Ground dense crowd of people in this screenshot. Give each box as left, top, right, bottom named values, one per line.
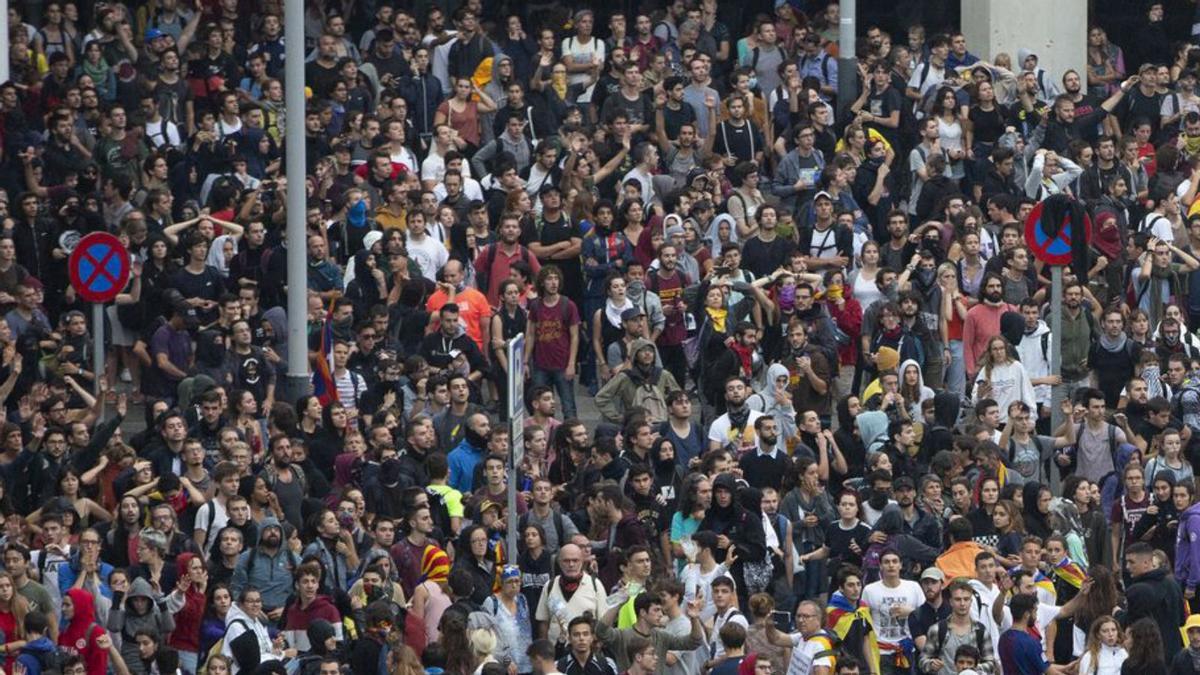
left=6, top=0, right=1200, bottom=674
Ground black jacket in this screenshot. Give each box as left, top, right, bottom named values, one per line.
left=1121, top=567, right=1188, bottom=655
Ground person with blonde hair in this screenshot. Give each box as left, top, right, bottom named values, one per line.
left=468, top=626, right=499, bottom=674
left=1076, top=615, right=1126, bottom=675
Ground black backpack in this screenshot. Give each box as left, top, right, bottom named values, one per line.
left=933, top=618, right=987, bottom=659
left=476, top=243, right=531, bottom=297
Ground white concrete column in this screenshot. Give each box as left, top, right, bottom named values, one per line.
left=961, top=0, right=1086, bottom=92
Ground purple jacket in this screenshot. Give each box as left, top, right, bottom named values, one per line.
left=1174, top=502, right=1200, bottom=590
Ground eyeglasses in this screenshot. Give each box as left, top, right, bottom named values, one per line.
left=80, top=538, right=101, bottom=545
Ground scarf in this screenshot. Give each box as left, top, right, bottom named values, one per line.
left=729, top=340, right=754, bottom=378
left=1093, top=214, right=1123, bottom=260
left=551, top=72, right=568, bottom=100
left=706, top=306, right=728, bottom=333
left=604, top=298, right=633, bottom=327
left=1189, top=647, right=1200, bottom=672
left=1098, top=330, right=1128, bottom=353
left=1148, top=264, right=1176, bottom=326
left=727, top=402, right=751, bottom=432
left=559, top=574, right=582, bottom=600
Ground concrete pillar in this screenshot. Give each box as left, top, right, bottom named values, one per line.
left=961, top=0, right=1086, bottom=93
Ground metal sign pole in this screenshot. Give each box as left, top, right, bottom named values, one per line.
left=1048, top=266, right=1064, bottom=491
left=92, top=303, right=104, bottom=395
left=506, top=334, right=526, bottom=563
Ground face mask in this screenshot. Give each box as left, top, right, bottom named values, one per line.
left=348, top=199, right=368, bottom=227
left=778, top=284, right=796, bottom=311
left=915, top=268, right=935, bottom=286
left=868, top=490, right=889, bottom=510
left=465, top=427, right=488, bottom=448
left=627, top=280, right=645, bottom=296
left=747, top=76, right=758, bottom=90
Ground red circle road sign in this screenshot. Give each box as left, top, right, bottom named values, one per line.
left=68, top=232, right=131, bottom=303
left=1024, top=200, right=1091, bottom=266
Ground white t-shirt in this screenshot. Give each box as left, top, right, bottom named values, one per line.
left=862, top=579, right=925, bottom=653
left=707, top=410, right=764, bottom=454
left=786, top=632, right=835, bottom=675
left=560, top=35, right=605, bottom=87
left=1140, top=210, right=1177, bottom=243
left=405, top=234, right=449, bottom=281
left=194, top=499, right=230, bottom=556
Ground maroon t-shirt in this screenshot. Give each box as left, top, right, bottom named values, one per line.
left=651, top=271, right=687, bottom=346
left=530, top=296, right=580, bottom=369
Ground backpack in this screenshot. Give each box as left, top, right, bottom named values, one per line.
left=1007, top=434, right=1046, bottom=469
left=518, top=509, right=565, bottom=549
left=32, top=644, right=69, bottom=675
left=933, top=618, right=987, bottom=659
left=630, top=380, right=670, bottom=424
left=199, top=619, right=249, bottom=675
left=477, top=243, right=531, bottom=298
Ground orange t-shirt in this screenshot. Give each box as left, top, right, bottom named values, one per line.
left=426, top=286, right=490, bottom=352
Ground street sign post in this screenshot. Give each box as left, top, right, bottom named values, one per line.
left=1024, top=198, right=1092, bottom=463
left=505, top=333, right=526, bottom=561
left=68, top=232, right=131, bottom=395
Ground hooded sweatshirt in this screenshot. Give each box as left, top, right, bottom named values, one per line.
left=231, top=517, right=300, bottom=609
left=59, top=588, right=109, bottom=675
left=15, top=636, right=56, bottom=675
left=165, top=553, right=206, bottom=653
left=1176, top=501, right=1200, bottom=593
left=223, top=602, right=278, bottom=675
left=746, top=362, right=799, bottom=441
left=1016, top=319, right=1052, bottom=403
left=284, top=593, right=343, bottom=651
left=109, top=577, right=176, bottom=675
left=897, top=358, right=934, bottom=420
left=594, top=339, right=680, bottom=425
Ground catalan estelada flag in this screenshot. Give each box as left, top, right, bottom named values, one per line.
left=1052, top=557, right=1086, bottom=589
left=826, top=591, right=879, bottom=674
left=311, top=299, right=338, bottom=405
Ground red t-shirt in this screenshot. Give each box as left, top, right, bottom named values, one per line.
left=529, top=296, right=579, bottom=370
left=651, top=271, right=687, bottom=346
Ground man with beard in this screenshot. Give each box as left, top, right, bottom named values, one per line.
left=708, top=377, right=765, bottom=455
left=737, top=416, right=789, bottom=491
left=899, top=289, right=943, bottom=387
left=419, top=304, right=488, bottom=385
left=596, top=339, right=680, bottom=425
left=390, top=504, right=436, bottom=597
left=648, top=244, right=690, bottom=391
left=963, top=274, right=1015, bottom=381
left=780, top=320, right=832, bottom=419
left=474, top=213, right=541, bottom=305
left=1089, top=309, right=1142, bottom=408
left=525, top=184, right=582, bottom=298
left=703, top=322, right=764, bottom=412
left=231, top=516, right=300, bottom=617
left=227, top=319, right=274, bottom=407
left=1041, top=75, right=1136, bottom=154
left=447, top=413, right=490, bottom=493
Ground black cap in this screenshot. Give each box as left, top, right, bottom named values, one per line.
left=894, top=476, right=916, bottom=491
left=538, top=183, right=561, bottom=197
left=621, top=307, right=646, bottom=321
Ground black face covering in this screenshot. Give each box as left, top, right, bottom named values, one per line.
left=465, top=426, right=488, bottom=449
left=868, top=490, right=889, bottom=510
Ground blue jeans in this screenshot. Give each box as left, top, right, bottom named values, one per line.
left=946, top=340, right=966, bottom=398
left=532, top=367, right=577, bottom=419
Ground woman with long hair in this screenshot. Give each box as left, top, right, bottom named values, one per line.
left=745, top=593, right=791, bottom=674
left=668, top=474, right=711, bottom=575
left=0, top=572, right=28, bottom=667
left=433, top=77, right=496, bottom=153
left=618, top=199, right=650, bottom=267
left=592, top=274, right=634, bottom=385
left=1078, top=615, right=1127, bottom=675
left=229, top=390, right=265, bottom=458
left=308, top=402, right=350, bottom=480
left=955, top=230, right=987, bottom=297
left=973, top=335, right=1036, bottom=424
left=931, top=86, right=967, bottom=182
left=453, top=525, right=499, bottom=606
left=849, top=241, right=885, bottom=313
left=1087, top=26, right=1126, bottom=98
left=516, top=525, right=551, bottom=614
left=968, top=476, right=1002, bottom=549
left=940, top=261, right=973, bottom=397
left=490, top=279, right=528, bottom=415
left=1121, top=618, right=1166, bottom=674
left=780, top=457, right=836, bottom=599
left=198, top=583, right=233, bottom=659
left=992, top=499, right=1025, bottom=568
left=963, top=80, right=1007, bottom=196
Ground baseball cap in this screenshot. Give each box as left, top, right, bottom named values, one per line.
left=894, top=476, right=916, bottom=491
left=920, top=567, right=945, bottom=583
left=1187, top=615, right=1200, bottom=632
left=145, top=28, right=166, bottom=41
left=538, top=182, right=561, bottom=197
left=621, top=307, right=646, bottom=322
left=814, top=190, right=834, bottom=202
left=480, top=499, right=503, bottom=513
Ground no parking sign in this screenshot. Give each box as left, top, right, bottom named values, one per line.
left=1024, top=200, right=1091, bottom=266
left=68, top=232, right=131, bottom=303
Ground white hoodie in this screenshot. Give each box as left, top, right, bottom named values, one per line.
left=1016, top=320, right=1052, bottom=404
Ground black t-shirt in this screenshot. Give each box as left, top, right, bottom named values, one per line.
left=170, top=265, right=224, bottom=323
left=823, top=519, right=871, bottom=569
left=661, top=103, right=698, bottom=141
left=600, top=89, right=655, bottom=130
left=1118, top=89, right=1166, bottom=137
left=712, top=120, right=765, bottom=163
left=230, top=346, right=272, bottom=401
left=867, top=86, right=904, bottom=143
left=522, top=214, right=583, bottom=298
left=968, top=104, right=1008, bottom=145
left=741, top=235, right=796, bottom=279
